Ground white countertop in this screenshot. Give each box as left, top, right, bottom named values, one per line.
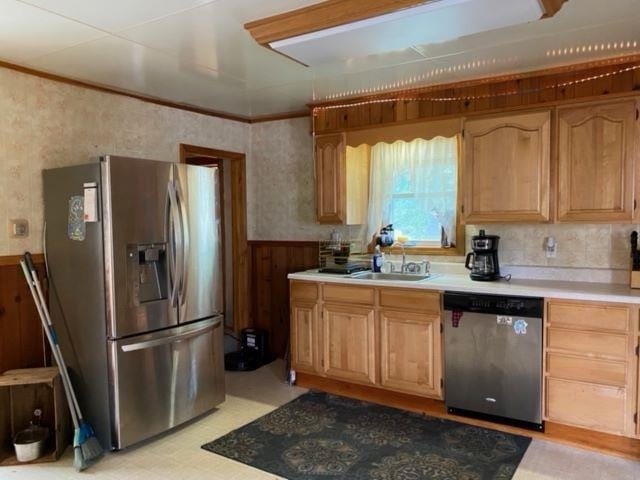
left=288, top=270, right=640, bottom=304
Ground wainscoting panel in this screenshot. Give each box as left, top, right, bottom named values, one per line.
left=0, top=257, right=46, bottom=374
left=249, top=241, right=319, bottom=359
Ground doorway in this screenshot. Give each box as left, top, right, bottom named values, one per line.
left=179, top=144, right=249, bottom=338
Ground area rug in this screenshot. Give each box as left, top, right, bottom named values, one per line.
left=202, top=391, right=531, bottom=480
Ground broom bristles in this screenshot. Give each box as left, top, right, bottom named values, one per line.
left=80, top=435, right=104, bottom=462
left=73, top=445, right=87, bottom=471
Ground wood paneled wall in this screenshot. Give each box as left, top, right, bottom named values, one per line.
left=312, top=57, right=640, bottom=133
left=0, top=259, right=46, bottom=374
left=249, top=241, right=319, bottom=358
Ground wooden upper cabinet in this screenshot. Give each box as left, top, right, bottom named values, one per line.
left=315, top=133, right=346, bottom=224
left=314, top=133, right=369, bottom=225
left=463, top=111, right=551, bottom=223
left=556, top=100, right=637, bottom=222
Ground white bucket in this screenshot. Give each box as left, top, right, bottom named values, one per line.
left=13, top=427, right=48, bottom=462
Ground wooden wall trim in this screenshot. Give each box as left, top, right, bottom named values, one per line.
left=250, top=110, right=310, bottom=123
left=180, top=144, right=250, bottom=334
left=0, top=61, right=251, bottom=124
left=312, top=55, right=640, bottom=133
left=0, top=61, right=311, bottom=124
left=296, top=372, right=640, bottom=461
left=0, top=254, right=45, bottom=267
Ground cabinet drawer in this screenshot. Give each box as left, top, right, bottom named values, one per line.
left=379, top=289, right=441, bottom=314
left=547, top=328, right=628, bottom=359
left=546, top=377, right=626, bottom=434
left=291, top=282, right=319, bottom=302
left=546, top=353, right=627, bottom=386
left=323, top=284, right=374, bottom=305
left=547, top=302, right=630, bottom=333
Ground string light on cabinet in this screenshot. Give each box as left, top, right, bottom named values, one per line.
left=311, top=63, right=640, bottom=113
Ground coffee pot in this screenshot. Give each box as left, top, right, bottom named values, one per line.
left=465, top=230, right=500, bottom=281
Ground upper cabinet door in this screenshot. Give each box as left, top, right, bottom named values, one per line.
left=463, top=111, right=551, bottom=223
left=315, top=133, right=346, bottom=224
left=557, top=101, right=637, bottom=222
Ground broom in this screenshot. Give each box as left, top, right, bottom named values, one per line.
left=21, top=252, right=104, bottom=470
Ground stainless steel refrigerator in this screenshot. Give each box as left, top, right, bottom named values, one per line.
left=43, top=155, right=225, bottom=450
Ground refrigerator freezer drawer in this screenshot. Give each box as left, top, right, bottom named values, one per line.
left=109, top=316, right=225, bottom=449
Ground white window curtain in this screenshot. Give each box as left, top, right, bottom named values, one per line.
left=366, top=136, right=459, bottom=247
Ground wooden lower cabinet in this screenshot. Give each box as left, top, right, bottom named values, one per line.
left=290, top=301, right=321, bottom=374
left=322, top=303, right=376, bottom=385
left=380, top=310, right=442, bottom=398
left=544, top=299, right=638, bottom=438
left=546, top=377, right=627, bottom=434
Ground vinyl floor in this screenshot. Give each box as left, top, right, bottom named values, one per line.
left=1, top=360, right=638, bottom=480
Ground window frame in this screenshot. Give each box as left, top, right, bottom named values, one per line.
left=368, top=135, right=465, bottom=257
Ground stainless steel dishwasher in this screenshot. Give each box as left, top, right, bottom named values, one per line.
left=443, top=291, right=544, bottom=431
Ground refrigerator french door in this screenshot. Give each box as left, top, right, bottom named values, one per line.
left=44, top=155, right=225, bottom=450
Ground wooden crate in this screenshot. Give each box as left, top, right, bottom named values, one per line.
left=0, top=367, right=70, bottom=465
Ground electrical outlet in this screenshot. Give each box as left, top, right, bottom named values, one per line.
left=8, top=219, right=29, bottom=238
left=545, top=236, right=557, bottom=258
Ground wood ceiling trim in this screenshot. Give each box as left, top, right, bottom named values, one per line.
left=250, top=109, right=310, bottom=123
left=539, top=0, right=570, bottom=18
left=0, top=60, right=313, bottom=123
left=0, top=60, right=254, bottom=124
left=245, top=0, right=569, bottom=46
left=244, top=0, right=429, bottom=45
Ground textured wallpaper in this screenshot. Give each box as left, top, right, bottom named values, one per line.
left=252, top=118, right=635, bottom=272
left=0, top=66, right=635, bottom=274
left=250, top=118, right=364, bottom=244
left=0, top=67, right=250, bottom=256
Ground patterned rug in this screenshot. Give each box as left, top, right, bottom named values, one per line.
left=202, top=391, right=531, bottom=480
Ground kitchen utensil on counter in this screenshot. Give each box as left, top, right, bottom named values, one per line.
left=630, top=231, right=640, bottom=288
left=465, top=230, right=501, bottom=281
left=377, top=224, right=395, bottom=247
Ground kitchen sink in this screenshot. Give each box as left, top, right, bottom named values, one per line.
left=350, top=272, right=432, bottom=281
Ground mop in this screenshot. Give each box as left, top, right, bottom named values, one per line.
left=21, top=252, right=103, bottom=470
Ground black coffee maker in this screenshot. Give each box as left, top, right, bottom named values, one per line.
left=465, top=230, right=500, bottom=281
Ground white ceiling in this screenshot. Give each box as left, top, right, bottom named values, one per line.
left=0, top=0, right=639, bottom=118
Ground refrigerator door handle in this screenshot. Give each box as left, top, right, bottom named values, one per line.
left=175, top=181, right=189, bottom=306
left=165, top=182, right=175, bottom=304
left=120, top=316, right=222, bottom=352
left=167, top=180, right=182, bottom=307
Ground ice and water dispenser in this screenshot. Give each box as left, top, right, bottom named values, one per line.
left=127, top=244, right=168, bottom=305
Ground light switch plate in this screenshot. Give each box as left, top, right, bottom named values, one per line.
left=9, top=219, right=29, bottom=238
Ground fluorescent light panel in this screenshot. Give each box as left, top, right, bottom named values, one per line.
left=269, top=0, right=544, bottom=66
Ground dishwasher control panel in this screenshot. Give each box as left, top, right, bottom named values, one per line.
left=444, top=292, right=543, bottom=317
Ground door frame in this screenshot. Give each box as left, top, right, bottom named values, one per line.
left=179, top=144, right=249, bottom=333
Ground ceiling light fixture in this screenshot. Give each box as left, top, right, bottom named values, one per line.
left=246, top=0, right=567, bottom=66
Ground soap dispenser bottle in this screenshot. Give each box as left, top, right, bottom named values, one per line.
left=372, top=245, right=383, bottom=272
